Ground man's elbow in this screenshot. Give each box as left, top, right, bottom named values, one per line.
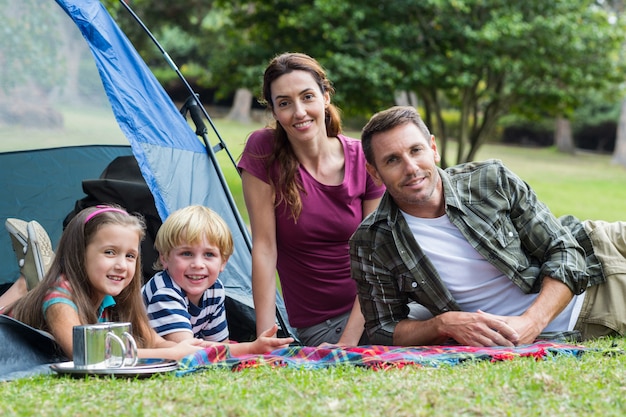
left=366, top=325, right=396, bottom=346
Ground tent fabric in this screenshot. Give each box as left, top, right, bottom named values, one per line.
left=0, top=145, right=134, bottom=285
left=62, top=155, right=162, bottom=281
left=0, top=0, right=297, bottom=381
left=0, top=315, right=67, bottom=382
left=54, top=0, right=295, bottom=341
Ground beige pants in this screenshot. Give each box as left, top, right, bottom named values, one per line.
left=574, top=220, right=626, bottom=339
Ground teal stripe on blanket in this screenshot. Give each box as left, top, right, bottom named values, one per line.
left=176, top=342, right=588, bottom=375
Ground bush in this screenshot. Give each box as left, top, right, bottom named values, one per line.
left=573, top=121, right=616, bottom=153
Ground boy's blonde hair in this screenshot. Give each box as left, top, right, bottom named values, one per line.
left=154, top=205, right=234, bottom=270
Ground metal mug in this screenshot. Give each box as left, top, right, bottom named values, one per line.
left=72, top=322, right=138, bottom=369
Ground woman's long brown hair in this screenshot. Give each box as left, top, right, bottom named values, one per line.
left=260, top=52, right=342, bottom=221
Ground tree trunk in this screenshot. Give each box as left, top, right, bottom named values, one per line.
left=226, top=88, right=252, bottom=123
left=394, top=90, right=418, bottom=107
left=555, top=117, right=575, bottom=154
left=612, top=98, right=626, bottom=167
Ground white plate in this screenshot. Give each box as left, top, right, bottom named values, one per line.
left=50, top=358, right=178, bottom=378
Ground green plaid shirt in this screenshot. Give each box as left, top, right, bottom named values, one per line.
left=350, top=159, right=604, bottom=345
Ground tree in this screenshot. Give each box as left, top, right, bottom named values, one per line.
left=614, top=102, right=626, bottom=165
left=103, top=0, right=220, bottom=100
left=226, top=88, right=253, bottom=123
left=213, top=0, right=401, bottom=118
left=597, top=0, right=626, bottom=167
left=374, top=1, right=626, bottom=166
left=555, top=118, right=575, bottom=154
left=213, top=1, right=626, bottom=165
left=0, top=0, right=66, bottom=127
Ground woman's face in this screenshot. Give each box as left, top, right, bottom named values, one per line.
left=84, top=224, right=139, bottom=304
left=270, top=70, right=330, bottom=144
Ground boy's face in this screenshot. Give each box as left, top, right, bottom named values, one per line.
left=160, top=236, right=227, bottom=306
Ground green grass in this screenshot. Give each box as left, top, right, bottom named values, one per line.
left=1, top=338, right=624, bottom=416
left=2, top=109, right=626, bottom=416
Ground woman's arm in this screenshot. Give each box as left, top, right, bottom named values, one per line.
left=241, top=170, right=279, bottom=337
left=362, top=198, right=381, bottom=218
left=335, top=295, right=366, bottom=346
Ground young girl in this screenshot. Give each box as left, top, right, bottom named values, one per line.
left=1, top=205, right=208, bottom=360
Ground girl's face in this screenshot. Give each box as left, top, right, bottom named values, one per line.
left=160, top=236, right=227, bottom=306
left=270, top=70, right=330, bottom=144
left=85, top=224, right=140, bottom=304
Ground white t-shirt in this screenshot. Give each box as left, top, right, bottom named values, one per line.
left=401, top=211, right=582, bottom=331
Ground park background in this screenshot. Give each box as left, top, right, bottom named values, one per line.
left=0, top=1, right=625, bottom=416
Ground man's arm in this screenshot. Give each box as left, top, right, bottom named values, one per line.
left=479, top=276, right=574, bottom=344
left=390, top=277, right=573, bottom=347
left=393, top=312, right=520, bottom=347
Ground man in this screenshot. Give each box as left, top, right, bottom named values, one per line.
left=350, top=106, right=625, bottom=347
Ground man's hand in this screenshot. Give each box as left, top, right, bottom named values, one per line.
left=476, top=310, right=543, bottom=345
left=437, top=311, right=520, bottom=347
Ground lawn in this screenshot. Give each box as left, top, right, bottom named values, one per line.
left=1, top=110, right=625, bottom=416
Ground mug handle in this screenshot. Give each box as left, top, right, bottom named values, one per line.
left=123, top=331, right=138, bottom=367
left=105, top=332, right=127, bottom=368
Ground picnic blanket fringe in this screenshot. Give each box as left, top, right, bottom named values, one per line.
left=176, top=341, right=588, bottom=376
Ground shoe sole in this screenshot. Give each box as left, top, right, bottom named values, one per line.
left=27, top=221, right=54, bottom=285
left=5, top=218, right=28, bottom=268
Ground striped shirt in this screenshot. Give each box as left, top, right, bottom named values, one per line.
left=350, top=159, right=604, bottom=345
left=142, top=270, right=229, bottom=342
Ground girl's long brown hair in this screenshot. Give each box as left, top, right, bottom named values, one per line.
left=10, top=205, right=156, bottom=348
left=260, top=52, right=342, bottom=221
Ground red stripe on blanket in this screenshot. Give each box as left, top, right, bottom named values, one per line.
left=176, top=342, right=587, bottom=374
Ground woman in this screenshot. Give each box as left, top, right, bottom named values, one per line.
left=237, top=53, right=384, bottom=346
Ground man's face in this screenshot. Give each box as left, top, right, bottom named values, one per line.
left=366, top=122, right=444, bottom=218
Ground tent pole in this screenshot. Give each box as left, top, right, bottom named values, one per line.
left=117, top=0, right=238, bottom=171
left=117, top=0, right=297, bottom=343
left=117, top=0, right=250, bottom=250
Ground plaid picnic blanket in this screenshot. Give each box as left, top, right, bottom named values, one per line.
left=176, top=341, right=587, bottom=375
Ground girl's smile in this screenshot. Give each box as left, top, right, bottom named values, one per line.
left=85, top=224, right=139, bottom=304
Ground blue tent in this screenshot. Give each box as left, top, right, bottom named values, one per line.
left=55, top=0, right=295, bottom=340
left=0, top=0, right=295, bottom=380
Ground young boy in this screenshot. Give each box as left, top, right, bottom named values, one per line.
left=142, top=205, right=293, bottom=354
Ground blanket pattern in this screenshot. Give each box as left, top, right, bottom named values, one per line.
left=176, top=342, right=587, bottom=375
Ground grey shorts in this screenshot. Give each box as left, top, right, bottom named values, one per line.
left=295, top=311, right=369, bottom=346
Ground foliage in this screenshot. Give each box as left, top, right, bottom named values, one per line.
left=0, top=0, right=65, bottom=95
left=211, top=0, right=401, bottom=115
left=102, top=1, right=626, bottom=167
left=208, top=0, right=626, bottom=166
left=102, top=0, right=217, bottom=87
left=374, top=0, right=626, bottom=166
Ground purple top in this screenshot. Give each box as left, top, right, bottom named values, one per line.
left=238, top=128, right=385, bottom=327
